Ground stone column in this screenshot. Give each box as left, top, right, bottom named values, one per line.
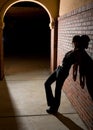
left=49, top=19, right=58, bottom=72
left=0, top=18, right=4, bottom=80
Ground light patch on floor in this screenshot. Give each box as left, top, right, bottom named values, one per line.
left=0, top=56, right=88, bottom=130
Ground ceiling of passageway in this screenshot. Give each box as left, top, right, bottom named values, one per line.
left=5, top=2, right=48, bottom=19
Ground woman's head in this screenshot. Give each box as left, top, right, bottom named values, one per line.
left=80, top=35, right=90, bottom=49
left=72, top=35, right=90, bottom=49
left=72, top=35, right=81, bottom=49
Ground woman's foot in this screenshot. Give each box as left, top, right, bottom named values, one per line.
left=46, top=107, right=58, bottom=114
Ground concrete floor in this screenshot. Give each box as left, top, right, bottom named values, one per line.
left=0, top=55, right=88, bottom=130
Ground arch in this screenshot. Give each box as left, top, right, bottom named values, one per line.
left=0, top=0, right=57, bottom=79
left=2, top=0, right=54, bottom=28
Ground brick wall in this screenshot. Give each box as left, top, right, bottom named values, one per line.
left=58, top=2, right=93, bottom=129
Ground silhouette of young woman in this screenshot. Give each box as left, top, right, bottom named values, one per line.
left=44, top=35, right=84, bottom=114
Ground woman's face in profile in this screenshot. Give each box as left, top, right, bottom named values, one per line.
left=85, top=41, right=90, bottom=49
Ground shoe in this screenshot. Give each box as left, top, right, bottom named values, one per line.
left=46, top=107, right=58, bottom=114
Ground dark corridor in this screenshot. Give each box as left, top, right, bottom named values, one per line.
left=3, top=2, right=50, bottom=58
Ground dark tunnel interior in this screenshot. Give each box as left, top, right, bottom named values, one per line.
left=3, top=2, right=50, bottom=58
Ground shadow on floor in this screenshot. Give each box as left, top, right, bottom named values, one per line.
left=54, top=112, right=84, bottom=130
left=0, top=78, right=19, bottom=130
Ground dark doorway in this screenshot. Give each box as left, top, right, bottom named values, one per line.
left=3, top=2, right=50, bottom=58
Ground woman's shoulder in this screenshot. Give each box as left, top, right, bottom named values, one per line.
left=64, top=49, right=84, bottom=58
left=64, top=50, right=75, bottom=58
left=65, top=50, right=74, bottom=55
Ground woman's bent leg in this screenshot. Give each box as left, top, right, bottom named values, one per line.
left=44, top=70, right=56, bottom=106
left=54, top=72, right=68, bottom=111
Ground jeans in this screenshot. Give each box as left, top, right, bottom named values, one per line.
left=44, top=66, right=68, bottom=110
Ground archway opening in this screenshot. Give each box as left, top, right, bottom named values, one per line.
left=3, top=1, right=51, bottom=75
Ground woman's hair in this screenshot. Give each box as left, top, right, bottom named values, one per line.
left=72, top=35, right=81, bottom=43
left=72, top=35, right=90, bottom=49
left=81, top=35, right=90, bottom=42
left=72, top=35, right=81, bottom=48
left=80, top=35, right=90, bottom=49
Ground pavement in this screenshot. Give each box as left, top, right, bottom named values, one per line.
left=0, top=55, right=88, bottom=130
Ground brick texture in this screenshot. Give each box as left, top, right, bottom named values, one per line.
left=58, top=2, right=93, bottom=129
